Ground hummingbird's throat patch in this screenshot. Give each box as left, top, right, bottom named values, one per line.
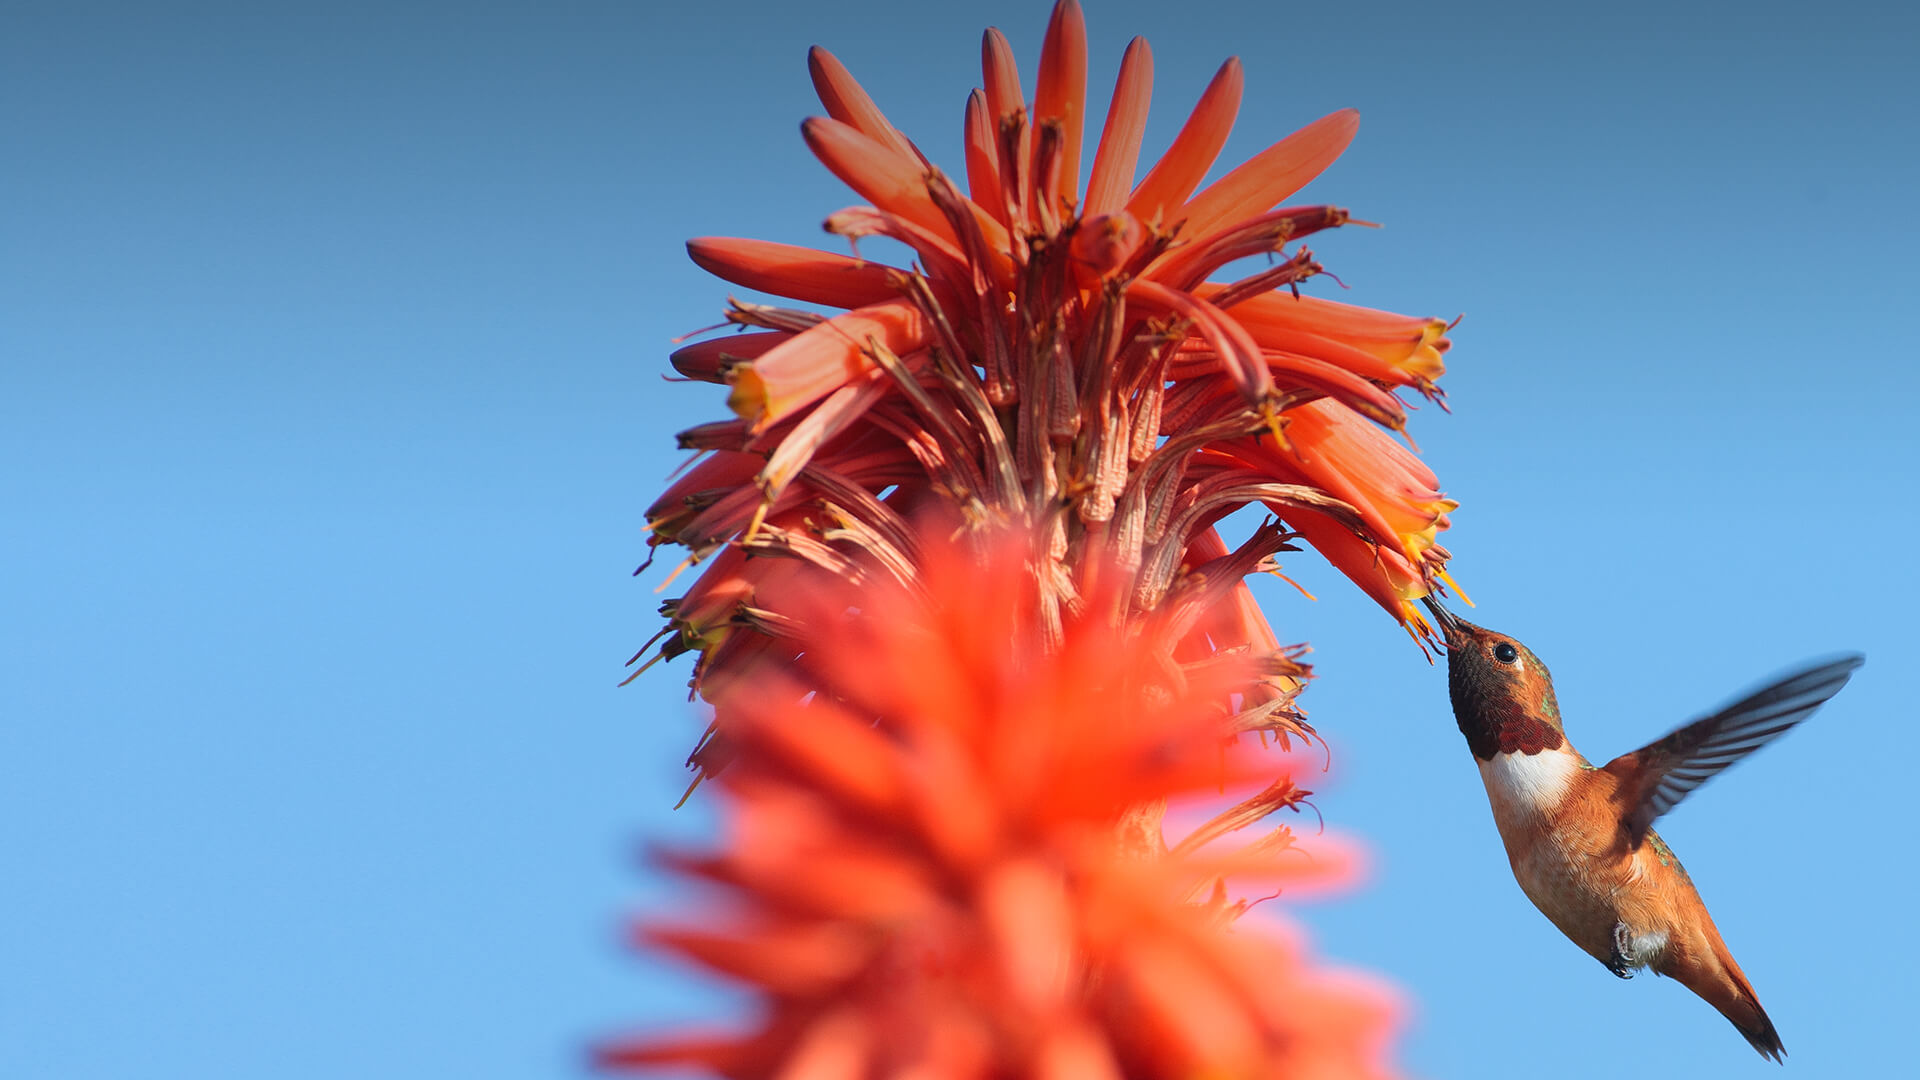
left=1463, top=707, right=1565, bottom=759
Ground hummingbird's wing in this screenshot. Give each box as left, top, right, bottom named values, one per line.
left=1604, top=654, right=1863, bottom=847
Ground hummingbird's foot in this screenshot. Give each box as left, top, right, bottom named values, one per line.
left=1606, top=922, right=1637, bottom=980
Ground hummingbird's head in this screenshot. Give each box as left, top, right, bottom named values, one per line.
left=1420, top=596, right=1566, bottom=759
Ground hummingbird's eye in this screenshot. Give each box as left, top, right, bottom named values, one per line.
left=1492, top=642, right=1519, bottom=665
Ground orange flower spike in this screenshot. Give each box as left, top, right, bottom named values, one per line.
left=806, top=46, right=924, bottom=167
left=1124, top=57, right=1242, bottom=228
left=1175, top=108, right=1361, bottom=242
left=686, top=237, right=902, bottom=311
left=1031, top=0, right=1089, bottom=213
left=1083, top=36, right=1153, bottom=217
left=726, top=298, right=931, bottom=428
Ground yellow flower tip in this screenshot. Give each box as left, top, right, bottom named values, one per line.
left=1398, top=343, right=1448, bottom=385
left=1378, top=317, right=1453, bottom=386
left=1436, top=566, right=1473, bottom=607
left=724, top=366, right=770, bottom=427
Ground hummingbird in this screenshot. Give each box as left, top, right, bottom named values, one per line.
left=1422, top=597, right=1861, bottom=1062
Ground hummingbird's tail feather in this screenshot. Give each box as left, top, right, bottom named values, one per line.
left=1678, top=938, right=1785, bottom=1063
left=1722, top=986, right=1786, bottom=1064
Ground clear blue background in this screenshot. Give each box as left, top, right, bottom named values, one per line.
left=5, top=2, right=1914, bottom=1077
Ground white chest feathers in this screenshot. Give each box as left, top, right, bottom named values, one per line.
left=1476, top=749, right=1578, bottom=820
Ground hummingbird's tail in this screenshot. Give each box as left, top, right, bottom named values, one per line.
left=1677, top=936, right=1785, bottom=1063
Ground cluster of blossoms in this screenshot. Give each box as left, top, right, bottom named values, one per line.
left=602, top=532, right=1402, bottom=1077
left=618, top=1, right=1464, bottom=1075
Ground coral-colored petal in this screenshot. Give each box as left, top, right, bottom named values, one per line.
left=802, top=117, right=956, bottom=248
left=1032, top=0, right=1088, bottom=212
left=670, top=331, right=790, bottom=384
left=808, top=46, right=923, bottom=166
left=1214, top=287, right=1453, bottom=388
left=1125, top=58, right=1242, bottom=228
left=1284, top=510, right=1428, bottom=621
left=1035, top=1024, right=1125, bottom=1080
left=980, top=857, right=1076, bottom=1015
left=727, top=685, right=910, bottom=817
left=962, top=89, right=1003, bottom=222
left=777, top=1008, right=873, bottom=1080
left=1177, top=108, right=1360, bottom=241
left=646, top=450, right=763, bottom=534
left=643, top=919, right=870, bottom=996
left=1083, top=36, right=1153, bottom=216
left=756, top=369, right=894, bottom=501
left=980, top=27, right=1030, bottom=226
left=1110, top=933, right=1265, bottom=1072
left=688, top=237, right=903, bottom=311
left=595, top=1028, right=762, bottom=1073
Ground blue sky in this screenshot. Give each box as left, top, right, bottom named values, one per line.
left=4, top=2, right=1915, bottom=1077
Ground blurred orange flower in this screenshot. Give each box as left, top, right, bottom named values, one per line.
left=602, top=531, right=1402, bottom=1079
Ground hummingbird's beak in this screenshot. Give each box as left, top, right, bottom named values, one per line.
left=1420, top=594, right=1463, bottom=648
